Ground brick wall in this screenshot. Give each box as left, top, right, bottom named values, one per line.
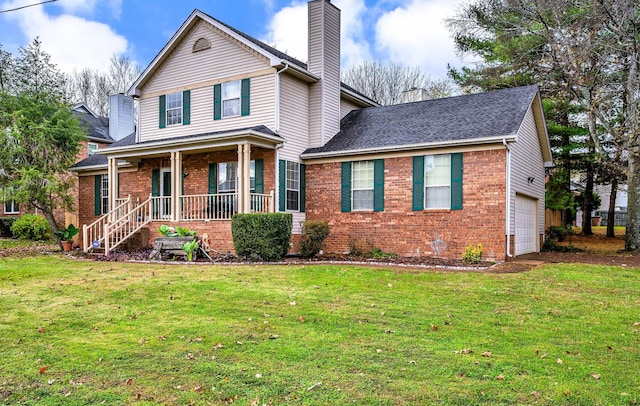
left=305, top=150, right=508, bottom=261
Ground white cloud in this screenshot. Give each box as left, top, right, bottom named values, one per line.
left=375, top=0, right=464, bottom=79
left=262, top=0, right=371, bottom=68
left=2, top=0, right=128, bottom=73
left=262, top=1, right=307, bottom=62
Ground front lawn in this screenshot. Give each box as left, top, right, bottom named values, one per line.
left=1, top=257, right=638, bottom=405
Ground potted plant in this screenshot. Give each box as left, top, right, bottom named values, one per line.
left=55, top=224, right=79, bottom=251
left=153, top=225, right=197, bottom=259
left=182, top=240, right=200, bottom=262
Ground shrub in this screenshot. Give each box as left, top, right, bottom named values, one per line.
left=10, top=214, right=51, bottom=240
left=347, top=238, right=396, bottom=259
left=462, top=243, right=483, bottom=264
left=0, top=218, right=17, bottom=238
left=547, top=225, right=569, bottom=242
left=299, top=221, right=330, bottom=258
left=232, top=213, right=292, bottom=261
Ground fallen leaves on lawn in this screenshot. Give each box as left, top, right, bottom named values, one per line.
left=496, top=374, right=504, bottom=380
left=38, top=327, right=45, bottom=333
left=213, top=342, right=224, bottom=349
left=531, top=391, right=541, bottom=399
left=592, top=373, right=601, bottom=380
left=125, top=378, right=134, bottom=385
left=557, top=358, right=563, bottom=365
left=481, top=351, right=492, bottom=357
left=38, top=365, right=48, bottom=374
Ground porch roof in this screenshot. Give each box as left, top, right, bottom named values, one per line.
left=71, top=125, right=283, bottom=171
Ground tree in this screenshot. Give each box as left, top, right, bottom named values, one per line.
left=0, top=92, right=85, bottom=234
left=13, top=38, right=67, bottom=98
left=448, top=0, right=637, bottom=247
left=0, top=44, right=14, bottom=93
left=342, top=61, right=455, bottom=106
left=67, top=55, right=140, bottom=117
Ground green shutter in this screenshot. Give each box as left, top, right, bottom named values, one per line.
left=159, top=95, right=166, bottom=128
left=182, top=90, right=190, bottom=125
left=254, top=158, right=264, bottom=194
left=94, top=175, right=101, bottom=215
left=341, top=161, right=351, bottom=213
left=412, top=156, right=424, bottom=211
left=278, top=160, right=286, bottom=211
left=208, top=163, right=217, bottom=194
left=241, top=78, right=250, bottom=116
left=151, top=169, right=160, bottom=196
left=373, top=159, right=384, bottom=212
left=152, top=169, right=160, bottom=217
left=300, top=163, right=306, bottom=213
left=451, top=152, right=463, bottom=210
left=213, top=84, right=222, bottom=120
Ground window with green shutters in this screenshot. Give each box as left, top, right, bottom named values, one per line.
left=94, top=174, right=108, bottom=215
left=214, top=78, right=250, bottom=120
left=159, top=90, right=190, bottom=128
left=412, top=153, right=463, bottom=211
left=341, top=159, right=384, bottom=212
left=278, top=160, right=305, bottom=212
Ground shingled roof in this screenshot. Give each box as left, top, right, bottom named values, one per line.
left=75, top=111, right=113, bottom=143
left=302, top=85, right=540, bottom=157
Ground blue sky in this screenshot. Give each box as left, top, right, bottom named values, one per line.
left=0, top=0, right=473, bottom=80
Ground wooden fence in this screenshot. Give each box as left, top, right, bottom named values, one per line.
left=545, top=209, right=562, bottom=229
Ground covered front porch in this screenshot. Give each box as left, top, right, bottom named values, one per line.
left=82, top=127, right=283, bottom=254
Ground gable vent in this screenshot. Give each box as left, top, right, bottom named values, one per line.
left=193, top=37, right=211, bottom=52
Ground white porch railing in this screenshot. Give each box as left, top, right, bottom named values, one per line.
left=83, top=191, right=275, bottom=255
left=103, top=196, right=152, bottom=254
left=82, top=196, right=132, bottom=252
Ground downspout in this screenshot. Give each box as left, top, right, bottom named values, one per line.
left=274, top=63, right=290, bottom=212
left=504, top=138, right=513, bottom=257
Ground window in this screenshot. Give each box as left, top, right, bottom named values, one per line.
left=286, top=161, right=300, bottom=211
left=166, top=91, right=183, bottom=125
left=4, top=200, right=18, bottom=214
left=352, top=161, right=374, bottom=211
left=101, top=174, right=109, bottom=214
left=88, top=142, right=98, bottom=156
left=424, top=154, right=451, bottom=209
left=222, top=80, right=241, bottom=118
left=218, top=161, right=256, bottom=192
left=412, top=153, right=462, bottom=211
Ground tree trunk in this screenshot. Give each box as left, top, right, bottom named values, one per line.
left=625, top=151, right=640, bottom=251
left=41, top=209, right=62, bottom=249
left=607, top=178, right=618, bottom=238
left=581, top=151, right=594, bottom=235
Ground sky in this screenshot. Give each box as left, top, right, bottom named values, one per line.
left=0, top=0, right=475, bottom=80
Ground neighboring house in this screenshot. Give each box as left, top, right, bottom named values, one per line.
left=1, top=103, right=113, bottom=224
left=71, top=0, right=552, bottom=260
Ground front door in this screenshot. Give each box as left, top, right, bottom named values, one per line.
left=161, top=169, right=172, bottom=218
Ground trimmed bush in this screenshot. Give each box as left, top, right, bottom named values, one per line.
left=10, top=214, right=51, bottom=240
left=232, top=213, right=292, bottom=261
left=0, top=218, right=17, bottom=238
left=462, top=243, right=483, bottom=264
left=299, top=221, right=330, bottom=258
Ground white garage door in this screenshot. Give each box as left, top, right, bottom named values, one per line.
left=515, top=195, right=537, bottom=255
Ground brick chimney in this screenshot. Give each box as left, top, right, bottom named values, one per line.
left=307, top=0, right=341, bottom=147
left=109, top=94, right=135, bottom=141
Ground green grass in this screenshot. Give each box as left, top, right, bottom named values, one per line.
left=1, top=257, right=639, bottom=405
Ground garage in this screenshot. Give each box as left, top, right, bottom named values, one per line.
left=515, top=194, right=538, bottom=255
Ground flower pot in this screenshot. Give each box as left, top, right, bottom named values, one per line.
left=61, top=240, right=73, bottom=251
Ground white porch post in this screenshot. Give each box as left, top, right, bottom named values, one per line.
left=243, top=143, right=251, bottom=212
left=171, top=151, right=182, bottom=221
left=107, top=157, right=118, bottom=218
left=237, top=145, right=244, bottom=213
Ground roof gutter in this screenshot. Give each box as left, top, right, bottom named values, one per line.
left=97, top=129, right=284, bottom=156
left=300, top=135, right=517, bottom=160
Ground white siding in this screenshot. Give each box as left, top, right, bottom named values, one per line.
left=340, top=97, right=361, bottom=119
left=278, top=74, right=311, bottom=233
left=144, top=21, right=270, bottom=94
left=307, top=0, right=341, bottom=147
left=509, top=106, right=546, bottom=238
left=139, top=72, right=276, bottom=142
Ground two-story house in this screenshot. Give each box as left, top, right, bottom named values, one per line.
left=71, top=0, right=551, bottom=261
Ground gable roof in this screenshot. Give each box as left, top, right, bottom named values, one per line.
left=73, top=106, right=113, bottom=144
left=128, top=9, right=377, bottom=107
left=302, top=85, right=550, bottom=160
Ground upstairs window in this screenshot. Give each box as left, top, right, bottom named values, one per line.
left=214, top=79, right=250, bottom=120
left=166, top=91, right=183, bottom=126
left=222, top=81, right=241, bottom=118
left=88, top=142, right=98, bottom=156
